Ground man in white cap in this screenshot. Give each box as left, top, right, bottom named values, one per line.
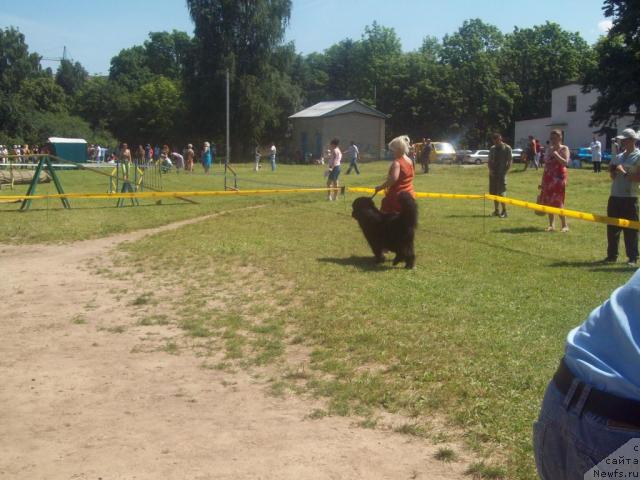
left=602, top=127, right=640, bottom=266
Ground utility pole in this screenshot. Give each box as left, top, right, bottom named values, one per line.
left=226, top=68, right=230, bottom=166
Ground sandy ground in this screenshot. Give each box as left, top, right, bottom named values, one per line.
left=0, top=214, right=469, bottom=480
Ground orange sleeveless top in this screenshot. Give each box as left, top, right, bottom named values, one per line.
left=381, top=157, right=415, bottom=214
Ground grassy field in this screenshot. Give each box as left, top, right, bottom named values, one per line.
left=3, top=161, right=636, bottom=478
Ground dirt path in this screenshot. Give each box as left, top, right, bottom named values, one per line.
left=0, top=214, right=469, bottom=480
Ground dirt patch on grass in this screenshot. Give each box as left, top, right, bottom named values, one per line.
left=0, top=211, right=471, bottom=479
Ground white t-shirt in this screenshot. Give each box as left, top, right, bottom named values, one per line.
left=270, top=145, right=276, bottom=156
left=590, top=140, right=602, bottom=162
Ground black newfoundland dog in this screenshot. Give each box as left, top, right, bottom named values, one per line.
left=351, top=191, right=417, bottom=269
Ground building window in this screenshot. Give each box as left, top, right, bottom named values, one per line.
left=567, top=95, right=577, bottom=112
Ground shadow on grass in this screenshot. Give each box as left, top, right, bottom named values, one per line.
left=498, top=227, right=543, bottom=234
left=548, top=260, right=639, bottom=272
left=445, top=214, right=487, bottom=219
left=317, top=255, right=394, bottom=271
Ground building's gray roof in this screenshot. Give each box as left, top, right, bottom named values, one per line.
left=289, top=100, right=387, bottom=119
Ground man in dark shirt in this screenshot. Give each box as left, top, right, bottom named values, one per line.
left=488, top=133, right=513, bottom=217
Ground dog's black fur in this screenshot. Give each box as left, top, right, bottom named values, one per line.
left=351, top=192, right=417, bottom=269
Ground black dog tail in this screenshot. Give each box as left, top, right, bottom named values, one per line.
left=397, top=191, right=418, bottom=227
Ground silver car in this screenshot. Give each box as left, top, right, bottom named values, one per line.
left=464, top=150, right=490, bottom=164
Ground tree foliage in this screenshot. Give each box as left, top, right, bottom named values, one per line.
left=55, top=59, right=88, bottom=96
left=585, top=0, right=640, bottom=126
left=503, top=22, right=595, bottom=121
left=184, top=0, right=297, bottom=150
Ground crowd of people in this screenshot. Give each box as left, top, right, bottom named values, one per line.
left=0, top=144, right=48, bottom=164
left=92, top=142, right=221, bottom=174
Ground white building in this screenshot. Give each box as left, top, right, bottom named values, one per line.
left=514, top=83, right=636, bottom=151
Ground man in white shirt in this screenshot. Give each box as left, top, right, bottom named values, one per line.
left=590, top=135, right=602, bottom=173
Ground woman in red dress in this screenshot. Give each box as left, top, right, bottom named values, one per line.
left=375, top=135, right=416, bottom=213
left=539, top=129, right=570, bottom=232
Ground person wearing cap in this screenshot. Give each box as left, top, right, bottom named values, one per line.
left=602, top=127, right=640, bottom=266
left=533, top=269, right=640, bottom=479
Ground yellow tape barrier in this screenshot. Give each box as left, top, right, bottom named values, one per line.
left=484, top=194, right=640, bottom=230
left=0, top=186, right=637, bottom=230
left=348, top=187, right=485, bottom=200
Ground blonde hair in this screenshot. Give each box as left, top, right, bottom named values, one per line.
left=388, top=135, right=411, bottom=156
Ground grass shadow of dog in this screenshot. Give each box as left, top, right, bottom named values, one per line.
left=317, top=256, right=394, bottom=271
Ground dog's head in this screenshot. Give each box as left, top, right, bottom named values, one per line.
left=351, top=196, right=377, bottom=219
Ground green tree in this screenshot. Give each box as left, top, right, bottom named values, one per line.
left=501, top=22, right=594, bottom=121
left=144, top=30, right=194, bottom=79
left=359, top=22, right=403, bottom=108
left=185, top=0, right=293, bottom=153
left=109, top=45, right=153, bottom=91
left=128, top=76, right=185, bottom=145
left=74, top=76, right=129, bottom=132
left=441, top=19, right=518, bottom=146
left=323, top=39, right=364, bottom=100
left=19, top=76, right=68, bottom=113
left=0, top=27, right=42, bottom=94
left=584, top=0, right=640, bottom=126
left=55, top=59, right=88, bottom=96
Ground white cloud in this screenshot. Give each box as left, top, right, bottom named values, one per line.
left=598, top=19, right=613, bottom=33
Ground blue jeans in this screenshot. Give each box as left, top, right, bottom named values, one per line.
left=346, top=158, right=360, bottom=174
left=270, top=154, right=276, bottom=171
left=534, top=381, right=640, bottom=479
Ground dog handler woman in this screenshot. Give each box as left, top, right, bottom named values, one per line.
left=375, top=135, right=416, bottom=213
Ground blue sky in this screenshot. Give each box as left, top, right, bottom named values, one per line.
left=0, top=0, right=612, bottom=75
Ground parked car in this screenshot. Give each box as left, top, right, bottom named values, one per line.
left=463, top=149, right=490, bottom=164
left=574, top=147, right=612, bottom=163
left=512, top=148, right=523, bottom=162
left=432, top=142, right=456, bottom=163
left=456, top=149, right=472, bottom=163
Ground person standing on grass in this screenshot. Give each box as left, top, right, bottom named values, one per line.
left=269, top=143, right=277, bottom=171
left=601, top=128, right=640, bottom=266
left=254, top=144, right=261, bottom=172
left=120, top=143, right=132, bottom=163
left=538, top=130, right=569, bottom=232
left=534, top=270, right=640, bottom=480
left=202, top=142, right=212, bottom=174
left=523, top=135, right=536, bottom=171
left=135, top=145, right=145, bottom=164
left=420, top=138, right=432, bottom=174
left=327, top=138, right=342, bottom=201
left=487, top=133, right=512, bottom=218
left=591, top=135, right=602, bottom=173
left=375, top=135, right=415, bottom=214
left=345, top=141, right=360, bottom=174
left=184, top=144, right=195, bottom=172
